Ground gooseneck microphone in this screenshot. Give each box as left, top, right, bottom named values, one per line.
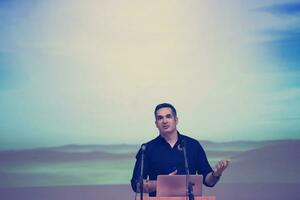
left=180, top=139, right=195, bottom=200
left=139, top=144, right=146, bottom=200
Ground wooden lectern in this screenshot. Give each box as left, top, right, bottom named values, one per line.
left=136, top=174, right=216, bottom=200
left=137, top=196, right=216, bottom=200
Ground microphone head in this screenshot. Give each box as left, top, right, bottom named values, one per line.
left=177, top=138, right=185, bottom=151
left=141, top=144, right=146, bottom=151
left=180, top=138, right=185, bottom=147
left=177, top=144, right=183, bottom=151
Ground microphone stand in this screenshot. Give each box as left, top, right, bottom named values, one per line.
left=139, top=145, right=146, bottom=200
left=182, top=140, right=194, bottom=200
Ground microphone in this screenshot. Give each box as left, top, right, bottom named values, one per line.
left=141, top=144, right=147, bottom=151
left=180, top=139, right=189, bottom=175
left=180, top=139, right=194, bottom=200
left=177, top=138, right=185, bottom=151
left=139, top=144, right=146, bottom=200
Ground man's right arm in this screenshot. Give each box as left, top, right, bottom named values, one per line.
left=135, top=180, right=156, bottom=193
left=131, top=152, right=156, bottom=193
left=141, top=169, right=177, bottom=193
left=131, top=166, right=177, bottom=193
left=131, top=147, right=151, bottom=192
left=131, top=165, right=156, bottom=193
left=130, top=150, right=142, bottom=192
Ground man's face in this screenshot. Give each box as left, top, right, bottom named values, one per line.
left=155, top=107, right=178, bottom=135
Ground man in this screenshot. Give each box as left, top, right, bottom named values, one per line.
left=131, top=103, right=229, bottom=196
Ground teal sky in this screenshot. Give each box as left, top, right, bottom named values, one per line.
left=1, top=0, right=300, bottom=150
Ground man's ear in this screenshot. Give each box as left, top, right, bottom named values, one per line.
left=175, top=117, right=178, bottom=125
left=155, top=120, right=158, bottom=128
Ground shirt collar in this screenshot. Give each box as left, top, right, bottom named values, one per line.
left=158, top=131, right=183, bottom=145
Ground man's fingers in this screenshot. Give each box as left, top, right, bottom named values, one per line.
left=219, top=161, right=223, bottom=168
left=218, top=160, right=229, bottom=169
left=214, top=159, right=230, bottom=176
left=221, top=160, right=229, bottom=168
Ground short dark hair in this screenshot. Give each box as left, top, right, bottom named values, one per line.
left=154, top=103, right=177, bottom=118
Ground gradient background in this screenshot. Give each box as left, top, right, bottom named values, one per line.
left=1, top=0, right=300, bottom=150
left=0, top=1, right=300, bottom=199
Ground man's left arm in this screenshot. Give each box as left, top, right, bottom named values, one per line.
left=205, top=160, right=229, bottom=186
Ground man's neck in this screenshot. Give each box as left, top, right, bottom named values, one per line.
left=160, top=131, right=178, bottom=147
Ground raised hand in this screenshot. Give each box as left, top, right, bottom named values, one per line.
left=213, top=160, right=229, bottom=177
